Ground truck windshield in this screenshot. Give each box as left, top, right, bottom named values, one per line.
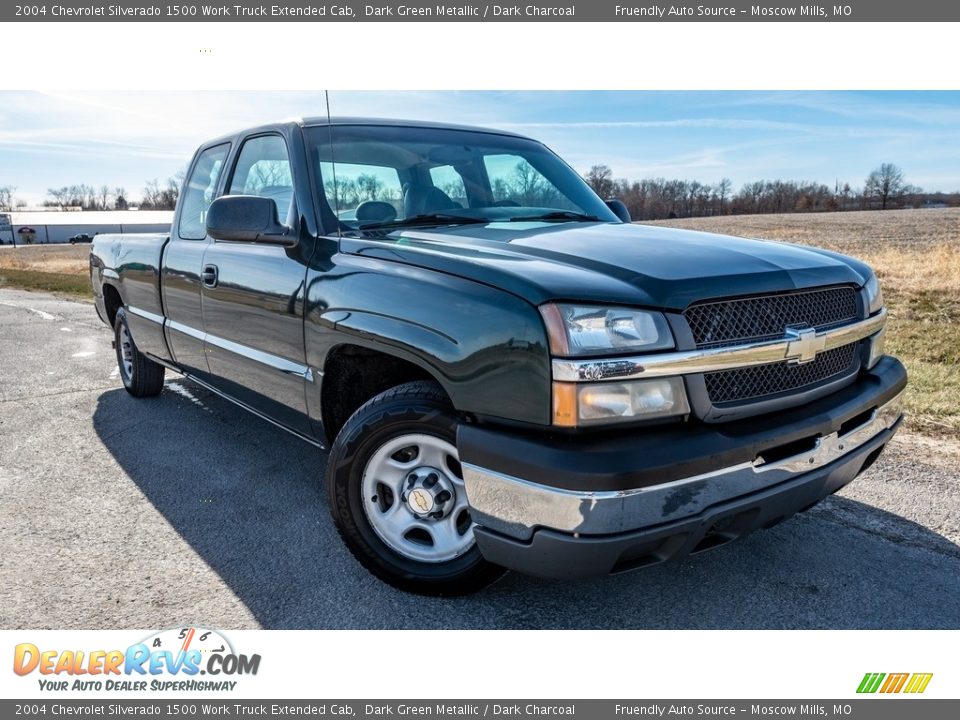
left=305, top=124, right=619, bottom=233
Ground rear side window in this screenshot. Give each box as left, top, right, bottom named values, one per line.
left=178, top=144, right=229, bottom=240
left=228, top=135, right=294, bottom=222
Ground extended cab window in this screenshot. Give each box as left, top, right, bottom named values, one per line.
left=228, top=135, right=294, bottom=223
left=178, top=144, right=228, bottom=240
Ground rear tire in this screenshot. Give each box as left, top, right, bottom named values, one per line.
left=325, top=381, right=506, bottom=596
left=114, top=307, right=165, bottom=398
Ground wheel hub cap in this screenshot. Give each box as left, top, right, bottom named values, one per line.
left=403, top=468, right=454, bottom=519
left=119, top=324, right=134, bottom=379
left=361, top=433, right=475, bottom=564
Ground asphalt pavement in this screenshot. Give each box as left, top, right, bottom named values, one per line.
left=1, top=287, right=958, bottom=629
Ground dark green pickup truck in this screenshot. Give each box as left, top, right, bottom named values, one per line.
left=90, top=118, right=906, bottom=595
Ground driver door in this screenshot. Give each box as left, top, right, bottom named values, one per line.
left=199, top=133, right=313, bottom=435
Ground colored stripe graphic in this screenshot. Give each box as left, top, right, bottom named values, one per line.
left=880, top=673, right=909, bottom=693
left=857, top=673, right=885, bottom=693
left=857, top=672, right=933, bottom=694
left=904, top=673, right=934, bottom=694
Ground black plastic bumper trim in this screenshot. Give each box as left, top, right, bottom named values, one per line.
left=474, top=420, right=896, bottom=580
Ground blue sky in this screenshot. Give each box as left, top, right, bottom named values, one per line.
left=1, top=90, right=958, bottom=205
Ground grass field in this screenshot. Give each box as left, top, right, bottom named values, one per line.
left=649, top=208, right=960, bottom=438
left=0, top=244, right=94, bottom=297
left=2, top=207, right=957, bottom=436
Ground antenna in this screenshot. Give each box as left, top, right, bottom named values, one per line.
left=325, top=90, right=341, bottom=235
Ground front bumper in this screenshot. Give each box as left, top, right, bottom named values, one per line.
left=458, top=356, right=907, bottom=579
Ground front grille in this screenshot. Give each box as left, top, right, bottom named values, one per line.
left=704, top=343, right=859, bottom=405
left=685, top=286, right=859, bottom=348
left=684, top=286, right=862, bottom=407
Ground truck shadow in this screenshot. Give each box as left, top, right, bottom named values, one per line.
left=93, top=379, right=960, bottom=630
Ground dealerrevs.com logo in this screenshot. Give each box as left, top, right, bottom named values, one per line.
left=857, top=673, right=933, bottom=694
left=13, top=626, right=261, bottom=693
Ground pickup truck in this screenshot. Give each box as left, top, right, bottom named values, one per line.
left=90, top=118, right=906, bottom=596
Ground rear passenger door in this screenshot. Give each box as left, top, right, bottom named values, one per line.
left=199, top=133, right=313, bottom=434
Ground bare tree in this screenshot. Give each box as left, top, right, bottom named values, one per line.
left=716, top=178, right=732, bottom=214
left=46, top=186, right=70, bottom=207
left=0, top=185, right=16, bottom=211
left=865, top=163, right=906, bottom=210
left=511, top=161, right=557, bottom=206
left=98, top=185, right=112, bottom=210
left=584, top=165, right=615, bottom=199
left=140, top=171, right=183, bottom=210
left=141, top=179, right=163, bottom=208
left=355, top=173, right=384, bottom=202
left=246, top=163, right=288, bottom=193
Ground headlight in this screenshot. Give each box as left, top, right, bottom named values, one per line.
left=540, top=303, right=674, bottom=356
left=864, top=274, right=884, bottom=315
left=553, top=378, right=690, bottom=427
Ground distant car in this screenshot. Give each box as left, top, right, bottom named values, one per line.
left=68, top=233, right=94, bottom=244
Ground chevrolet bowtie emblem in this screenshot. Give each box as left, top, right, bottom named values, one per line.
left=784, top=327, right=826, bottom=364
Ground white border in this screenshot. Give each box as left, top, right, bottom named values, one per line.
left=5, top=22, right=959, bottom=90
left=2, top=15, right=958, bottom=704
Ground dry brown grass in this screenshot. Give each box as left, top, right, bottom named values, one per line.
left=0, top=244, right=93, bottom=299
left=649, top=208, right=960, bottom=437
left=0, top=243, right=92, bottom=276
left=647, top=207, right=960, bottom=255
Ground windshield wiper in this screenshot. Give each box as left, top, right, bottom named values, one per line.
left=507, top=210, right=604, bottom=223
left=358, top=213, right=487, bottom=230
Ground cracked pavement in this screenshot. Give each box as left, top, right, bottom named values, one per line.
left=1, top=288, right=958, bottom=629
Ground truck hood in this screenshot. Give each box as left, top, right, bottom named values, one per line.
left=339, top=221, right=870, bottom=310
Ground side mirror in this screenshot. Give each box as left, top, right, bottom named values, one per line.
left=205, top=195, right=296, bottom=246
left=605, top=199, right=632, bottom=223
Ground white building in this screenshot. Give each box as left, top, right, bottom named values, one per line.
left=1, top=210, right=173, bottom=245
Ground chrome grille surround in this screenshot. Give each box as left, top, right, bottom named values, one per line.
left=551, top=309, right=884, bottom=383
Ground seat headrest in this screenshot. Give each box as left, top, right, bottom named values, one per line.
left=403, top=184, right=459, bottom=217
left=355, top=200, right=397, bottom=225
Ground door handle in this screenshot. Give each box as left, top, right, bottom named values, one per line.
left=201, top=264, right=218, bottom=288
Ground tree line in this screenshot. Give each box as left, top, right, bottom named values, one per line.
left=584, top=163, right=960, bottom=220
left=2, top=162, right=958, bottom=217
left=0, top=173, right=186, bottom=212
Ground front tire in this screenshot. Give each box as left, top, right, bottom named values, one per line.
left=325, top=381, right=506, bottom=596
left=114, top=307, right=165, bottom=397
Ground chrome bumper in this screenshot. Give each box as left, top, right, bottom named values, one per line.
left=463, top=391, right=904, bottom=541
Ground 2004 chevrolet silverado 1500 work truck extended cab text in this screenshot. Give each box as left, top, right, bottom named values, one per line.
left=90, top=118, right=906, bottom=595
